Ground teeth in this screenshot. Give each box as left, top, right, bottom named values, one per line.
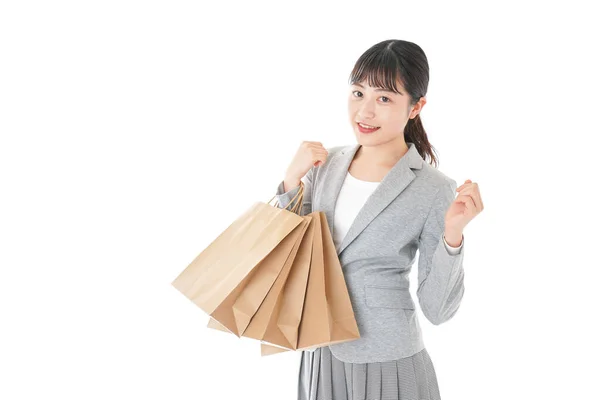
left=359, top=122, right=378, bottom=129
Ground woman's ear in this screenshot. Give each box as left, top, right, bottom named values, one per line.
left=409, top=96, right=426, bottom=119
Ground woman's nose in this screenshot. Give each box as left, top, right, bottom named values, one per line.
left=358, top=102, right=376, bottom=118
left=358, top=109, right=375, bottom=119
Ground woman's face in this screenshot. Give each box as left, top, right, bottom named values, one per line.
left=347, top=79, right=425, bottom=146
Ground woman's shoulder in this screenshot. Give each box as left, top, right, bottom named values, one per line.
left=417, top=161, right=458, bottom=193
left=317, top=144, right=351, bottom=168
left=326, top=144, right=351, bottom=155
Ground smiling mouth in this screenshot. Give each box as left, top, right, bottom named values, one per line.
left=357, top=122, right=380, bottom=129
left=357, top=122, right=381, bottom=133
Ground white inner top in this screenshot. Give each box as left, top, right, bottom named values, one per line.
left=332, top=172, right=381, bottom=252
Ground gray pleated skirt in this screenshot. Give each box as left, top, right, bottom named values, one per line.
left=298, top=345, right=441, bottom=400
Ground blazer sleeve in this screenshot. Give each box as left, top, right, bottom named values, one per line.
left=274, top=166, right=315, bottom=216
left=443, top=234, right=463, bottom=254
left=416, top=179, right=466, bottom=326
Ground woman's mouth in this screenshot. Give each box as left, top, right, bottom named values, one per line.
left=357, top=122, right=380, bottom=134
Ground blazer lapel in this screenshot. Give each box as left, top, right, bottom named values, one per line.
left=319, top=141, right=424, bottom=255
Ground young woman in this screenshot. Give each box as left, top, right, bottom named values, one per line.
left=275, top=39, right=484, bottom=400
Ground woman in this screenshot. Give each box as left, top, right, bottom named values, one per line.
left=275, top=39, right=484, bottom=400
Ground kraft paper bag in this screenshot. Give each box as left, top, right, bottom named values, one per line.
left=260, top=212, right=360, bottom=356
left=207, top=210, right=361, bottom=356
left=243, top=214, right=314, bottom=348
left=174, top=180, right=360, bottom=356
left=206, top=315, right=233, bottom=334
left=265, top=211, right=359, bottom=352
left=269, top=215, right=315, bottom=348
left=243, top=217, right=312, bottom=344
left=207, top=317, right=294, bottom=357
left=316, top=211, right=360, bottom=345
left=260, top=342, right=290, bottom=356
left=171, top=200, right=304, bottom=321
left=294, top=210, right=332, bottom=349
left=209, top=215, right=310, bottom=336
left=197, top=183, right=307, bottom=338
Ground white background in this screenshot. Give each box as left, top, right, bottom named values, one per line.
left=1, top=1, right=599, bottom=399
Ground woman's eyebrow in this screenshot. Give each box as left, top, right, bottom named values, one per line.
left=353, top=83, right=402, bottom=95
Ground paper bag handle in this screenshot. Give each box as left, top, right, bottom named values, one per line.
left=267, top=180, right=305, bottom=215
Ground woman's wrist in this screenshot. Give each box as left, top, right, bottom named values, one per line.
left=443, top=229, right=463, bottom=247
left=283, top=177, right=301, bottom=193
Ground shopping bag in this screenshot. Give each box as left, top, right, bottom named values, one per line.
left=251, top=210, right=360, bottom=355
left=256, top=211, right=360, bottom=356
left=208, top=215, right=310, bottom=336
left=197, top=183, right=308, bottom=339
left=174, top=180, right=360, bottom=356
left=171, top=187, right=306, bottom=330
left=242, top=213, right=315, bottom=349
left=294, top=211, right=360, bottom=350
left=314, top=211, right=361, bottom=345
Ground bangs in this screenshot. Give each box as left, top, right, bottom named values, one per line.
left=348, top=50, right=405, bottom=95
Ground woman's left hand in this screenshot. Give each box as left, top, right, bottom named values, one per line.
left=444, top=179, right=484, bottom=235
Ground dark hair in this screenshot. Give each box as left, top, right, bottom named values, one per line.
left=348, top=39, right=439, bottom=168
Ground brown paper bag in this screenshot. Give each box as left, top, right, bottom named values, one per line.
left=294, top=210, right=333, bottom=349
left=175, top=181, right=360, bottom=356
left=259, top=212, right=360, bottom=355
left=243, top=214, right=314, bottom=348
left=209, top=215, right=310, bottom=336
left=260, top=342, right=290, bottom=356
left=171, top=200, right=304, bottom=324
left=316, top=211, right=361, bottom=345
left=199, top=183, right=308, bottom=339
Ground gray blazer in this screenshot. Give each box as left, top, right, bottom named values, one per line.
left=274, top=141, right=466, bottom=363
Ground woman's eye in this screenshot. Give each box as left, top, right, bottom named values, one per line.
left=352, top=91, right=390, bottom=103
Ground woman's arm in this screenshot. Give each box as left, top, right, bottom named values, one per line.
left=416, top=180, right=466, bottom=325
left=443, top=233, right=463, bottom=254
left=274, top=166, right=315, bottom=217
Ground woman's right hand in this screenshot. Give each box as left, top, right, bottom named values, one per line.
left=284, top=141, right=328, bottom=185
